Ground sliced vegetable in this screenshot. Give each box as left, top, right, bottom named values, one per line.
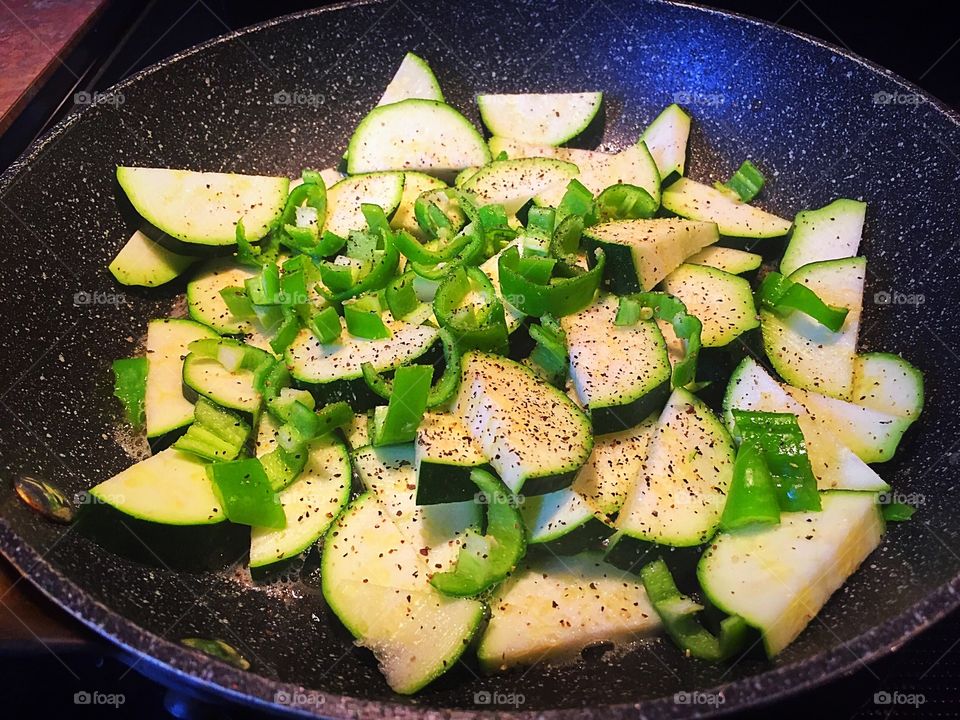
left=112, top=357, right=148, bottom=429
left=718, top=439, right=780, bottom=530
left=477, top=92, right=602, bottom=145
left=497, top=244, right=604, bottom=317
left=207, top=458, right=285, bottom=529
left=758, top=271, right=849, bottom=332
left=109, top=230, right=195, bottom=287
left=723, top=160, right=765, bottom=202
left=661, top=177, right=791, bottom=238
left=369, top=365, right=433, bottom=446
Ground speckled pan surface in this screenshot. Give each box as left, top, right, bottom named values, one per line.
left=0, top=0, right=958, bottom=716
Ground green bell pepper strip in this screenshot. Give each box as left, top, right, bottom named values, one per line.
left=430, top=469, right=526, bottom=597
left=526, top=206, right=556, bottom=237
left=112, top=357, right=148, bottom=429
left=369, top=364, right=433, bottom=446
left=408, top=223, right=487, bottom=280
left=528, top=315, right=567, bottom=387
left=343, top=295, right=391, bottom=339
left=173, top=398, right=251, bottom=462
left=361, top=328, right=461, bottom=409
left=384, top=271, right=420, bottom=320
left=758, top=271, right=849, bottom=332
left=498, top=245, right=605, bottom=318
left=346, top=229, right=380, bottom=262
left=244, top=262, right=281, bottom=305
left=393, top=227, right=475, bottom=265
left=595, top=183, right=658, bottom=221
left=279, top=268, right=308, bottom=307
left=414, top=196, right=455, bottom=239
left=278, top=172, right=327, bottom=249
left=640, top=558, right=749, bottom=661
left=516, top=255, right=556, bottom=284
left=549, top=214, right=585, bottom=261
left=719, top=439, right=781, bottom=531
left=318, top=261, right=357, bottom=294
left=207, top=458, right=285, bottom=529
left=882, top=502, right=916, bottom=522
left=260, top=400, right=351, bottom=490
left=316, top=234, right=400, bottom=303
left=731, top=410, right=821, bottom=513
left=724, top=160, right=765, bottom=202
left=305, top=305, right=341, bottom=344
left=269, top=309, right=302, bottom=354
left=234, top=218, right=281, bottom=268
left=433, top=265, right=510, bottom=353
left=616, top=292, right=702, bottom=388
left=219, top=286, right=256, bottom=321
left=555, top=178, right=596, bottom=224
left=361, top=202, right=392, bottom=240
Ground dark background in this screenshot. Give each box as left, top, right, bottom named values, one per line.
left=1, top=0, right=958, bottom=717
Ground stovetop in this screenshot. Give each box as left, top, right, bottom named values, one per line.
left=1, top=1, right=958, bottom=717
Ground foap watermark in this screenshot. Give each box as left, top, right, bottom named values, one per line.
left=474, top=489, right=525, bottom=507
left=74, top=290, right=126, bottom=307
left=74, top=90, right=125, bottom=107
left=73, top=490, right=124, bottom=506
left=674, top=690, right=725, bottom=707
left=273, top=90, right=325, bottom=108
left=872, top=90, right=923, bottom=106
left=274, top=690, right=326, bottom=708
left=473, top=690, right=525, bottom=707
left=873, top=290, right=924, bottom=307
left=874, top=690, right=925, bottom=707
left=878, top=490, right=925, bottom=507
left=74, top=691, right=125, bottom=708
left=672, top=91, right=725, bottom=107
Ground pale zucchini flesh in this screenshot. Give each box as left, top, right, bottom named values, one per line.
left=660, top=263, right=759, bottom=347
left=477, top=92, right=602, bottom=146
left=780, top=198, right=866, bottom=276
left=109, top=230, right=195, bottom=287
left=662, top=177, right=791, bottom=238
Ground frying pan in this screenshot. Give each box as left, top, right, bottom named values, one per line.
left=1, top=0, right=958, bottom=716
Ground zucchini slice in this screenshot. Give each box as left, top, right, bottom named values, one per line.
left=116, top=167, right=288, bottom=251
left=477, top=92, right=602, bottom=146
left=640, top=103, right=691, bottom=179
left=182, top=353, right=259, bottom=413
left=325, top=172, right=405, bottom=238
left=461, top=157, right=579, bottom=215
left=660, top=264, right=759, bottom=347
left=389, top=171, right=447, bottom=237
left=851, top=352, right=924, bottom=419
left=699, top=491, right=883, bottom=657
left=616, top=388, right=735, bottom=546
left=662, top=177, right=791, bottom=238
left=761, top=257, right=864, bottom=400
left=186, top=259, right=258, bottom=334
left=477, top=553, right=660, bottom=671
left=109, top=230, right=195, bottom=287
left=346, top=99, right=490, bottom=177
left=377, top=52, right=443, bottom=106
left=519, top=489, right=613, bottom=554
left=582, top=218, right=719, bottom=294
left=780, top=198, right=866, bottom=276
left=321, top=493, right=484, bottom=694
left=144, top=318, right=218, bottom=438
left=562, top=295, right=670, bottom=433
left=684, top=245, right=762, bottom=274
left=454, top=351, right=593, bottom=495
left=415, top=412, right=489, bottom=505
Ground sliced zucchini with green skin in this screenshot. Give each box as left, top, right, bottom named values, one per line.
left=454, top=166, right=479, bottom=187
left=573, top=414, right=657, bottom=515
left=562, top=295, right=670, bottom=434
left=780, top=199, right=866, bottom=276
left=321, top=493, right=484, bottom=694
left=479, top=240, right=525, bottom=333
left=581, top=218, right=719, bottom=294
left=145, top=318, right=218, bottom=438
left=341, top=411, right=372, bottom=450
left=519, top=488, right=613, bottom=554
left=116, top=167, right=288, bottom=251
left=186, top=259, right=258, bottom=334
left=699, top=491, right=883, bottom=657
left=390, top=171, right=447, bottom=237
left=477, top=92, right=602, bottom=146
left=415, top=412, right=489, bottom=505
left=660, top=264, right=759, bottom=347
left=352, top=444, right=482, bottom=573
left=662, top=177, right=791, bottom=238
left=783, top=385, right=912, bottom=464
left=761, top=257, right=864, bottom=400
left=249, top=419, right=351, bottom=568
left=377, top=52, right=444, bottom=106
left=477, top=553, right=660, bottom=672
left=285, top=320, right=439, bottom=384
left=617, top=388, right=735, bottom=547
left=324, top=172, right=405, bottom=238
left=461, top=158, right=579, bottom=215
left=723, top=358, right=889, bottom=491
left=109, top=230, right=195, bottom=287
left=182, top=353, right=259, bottom=413
left=346, top=99, right=490, bottom=178
left=685, top=246, right=762, bottom=274
left=77, top=448, right=246, bottom=572
left=640, top=103, right=691, bottom=179
left=454, top=351, right=593, bottom=495
left=851, top=352, right=924, bottom=419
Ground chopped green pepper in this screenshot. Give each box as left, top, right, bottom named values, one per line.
left=616, top=292, right=702, bottom=388
left=112, top=357, right=148, bottom=429
left=595, top=183, right=658, bottom=221
left=369, top=364, right=433, bottom=446
left=758, top=271, right=849, bottom=332
left=498, top=245, right=605, bottom=317
left=305, top=305, right=342, bottom=344
left=433, top=265, right=509, bottom=353
left=219, top=286, right=256, bottom=321
left=208, top=458, right=285, bottom=529
left=719, top=439, right=781, bottom=530
left=528, top=315, right=567, bottom=387
left=174, top=398, right=251, bottom=462
left=361, top=328, right=461, bottom=408
left=724, top=160, right=765, bottom=202
left=343, top=295, right=391, bottom=339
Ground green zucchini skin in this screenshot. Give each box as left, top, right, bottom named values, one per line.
left=581, top=236, right=640, bottom=295
left=590, top=379, right=670, bottom=435
left=415, top=461, right=491, bottom=505
left=529, top=517, right=614, bottom=556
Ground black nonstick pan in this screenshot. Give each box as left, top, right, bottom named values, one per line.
left=1, top=0, right=958, bottom=717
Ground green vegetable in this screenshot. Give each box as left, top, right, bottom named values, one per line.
left=433, top=265, right=509, bottom=353
left=278, top=171, right=327, bottom=253
left=112, top=357, right=148, bottom=429
left=731, top=410, right=821, bottom=513
left=616, top=292, right=702, bottom=388
left=343, top=295, right=391, bottom=339
left=384, top=271, right=421, bottom=320
left=219, top=286, right=256, bottom=321
left=724, top=160, right=765, bottom=202
left=268, top=310, right=302, bottom=354
left=430, top=469, right=526, bottom=597
left=317, top=233, right=400, bottom=303
left=244, top=262, right=281, bottom=306
left=260, top=401, right=352, bottom=490
left=497, top=245, right=605, bottom=317
left=528, top=315, right=567, bottom=387
left=207, top=458, right=285, bottom=529
left=640, top=557, right=749, bottom=661
left=595, top=183, right=657, bottom=221
left=305, top=305, right=342, bottom=344
left=555, top=179, right=595, bottom=224
left=758, top=271, right=849, bottom=332
left=393, top=227, right=474, bottom=265
left=362, top=328, right=462, bottom=408
left=173, top=398, right=251, bottom=462
left=234, top=218, right=279, bottom=268
left=719, top=439, right=781, bottom=530
left=369, top=365, right=433, bottom=446
left=882, top=502, right=915, bottom=522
